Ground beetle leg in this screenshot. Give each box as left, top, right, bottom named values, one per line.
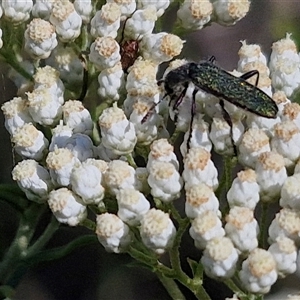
left=187, top=88, right=198, bottom=150
left=219, top=100, right=237, bottom=156
left=240, top=70, right=259, bottom=87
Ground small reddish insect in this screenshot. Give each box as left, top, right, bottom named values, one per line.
left=120, top=39, right=139, bottom=72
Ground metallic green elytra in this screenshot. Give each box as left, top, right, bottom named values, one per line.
left=163, top=59, right=278, bottom=118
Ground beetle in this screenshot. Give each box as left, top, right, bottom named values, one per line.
left=158, top=57, right=278, bottom=154
left=164, top=56, right=278, bottom=118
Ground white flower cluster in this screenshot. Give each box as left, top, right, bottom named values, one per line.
left=2, top=0, right=300, bottom=297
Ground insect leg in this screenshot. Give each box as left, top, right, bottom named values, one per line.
left=172, top=83, right=189, bottom=111
left=187, top=88, right=198, bottom=149
left=141, top=96, right=166, bottom=123
left=240, top=70, right=259, bottom=87
left=208, top=56, right=216, bottom=63
left=219, top=100, right=237, bottom=156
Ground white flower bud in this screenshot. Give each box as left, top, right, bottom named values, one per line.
left=99, top=103, right=137, bottom=155
left=140, top=33, right=184, bottom=64
left=227, top=169, right=260, bottom=210
left=239, top=248, right=278, bottom=294
left=97, top=62, right=125, bottom=101
left=213, top=0, right=250, bottom=26
left=12, top=160, right=53, bottom=203
left=70, top=161, right=105, bottom=205
left=281, top=102, right=300, bottom=130
left=182, top=148, right=219, bottom=190
left=237, top=40, right=268, bottom=71
left=26, top=87, right=62, bottom=126
left=255, top=151, right=287, bottom=203
left=270, top=33, right=300, bottom=97
left=90, top=3, right=121, bottom=38
left=104, top=160, right=136, bottom=195
left=33, top=66, right=64, bottom=104
left=137, top=0, right=170, bottom=17
left=268, top=208, right=300, bottom=245
left=2, top=0, right=33, bottom=24
left=129, top=100, right=163, bottom=145
left=268, top=237, right=297, bottom=278
left=272, top=91, right=291, bottom=117
left=50, top=0, right=82, bottom=42
left=124, top=6, right=157, bottom=40
left=46, top=45, right=83, bottom=87
left=48, top=188, right=87, bottom=226
left=271, top=121, right=300, bottom=169
left=209, top=117, right=244, bottom=156
left=126, top=59, right=158, bottom=91
left=116, top=188, right=150, bottom=225
left=225, top=207, right=259, bottom=253
left=64, top=133, right=95, bottom=162
left=246, top=112, right=280, bottom=139
left=12, top=123, right=49, bottom=160
left=148, top=161, right=183, bottom=202
left=177, top=0, right=213, bottom=30
left=147, top=139, right=179, bottom=171
left=32, top=0, right=53, bottom=20
left=74, top=0, right=92, bottom=23
left=125, top=83, right=160, bottom=116
left=185, top=184, right=220, bottom=219
left=49, top=122, right=73, bottom=151
left=24, top=18, right=58, bottom=59
left=201, top=237, right=238, bottom=279
left=62, top=100, right=93, bottom=135
left=89, top=36, right=121, bottom=70
left=46, top=147, right=80, bottom=187
left=106, top=0, right=136, bottom=17
left=189, top=211, right=225, bottom=250
left=140, top=208, right=176, bottom=254
left=180, top=116, right=212, bottom=157
left=1, top=97, right=32, bottom=135
left=238, top=128, right=271, bottom=168
left=96, top=213, right=132, bottom=253
left=280, top=174, right=300, bottom=211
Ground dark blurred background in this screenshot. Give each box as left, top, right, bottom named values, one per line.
left=1, top=1, right=300, bottom=299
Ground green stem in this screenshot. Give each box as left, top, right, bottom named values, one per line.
left=0, top=184, right=29, bottom=212
left=0, top=203, right=46, bottom=284
left=80, top=218, right=96, bottom=231
left=156, top=272, right=186, bottom=300
left=126, top=153, right=137, bottom=168
left=224, top=278, right=247, bottom=299
left=26, top=215, right=60, bottom=256
left=0, top=50, right=33, bottom=81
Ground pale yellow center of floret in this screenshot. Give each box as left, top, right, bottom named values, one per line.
left=46, top=148, right=74, bottom=169
left=226, top=207, right=254, bottom=230
left=258, top=152, right=285, bottom=172
left=27, top=18, right=55, bottom=43
left=142, top=209, right=169, bottom=236
left=185, top=148, right=210, bottom=170
left=248, top=249, right=276, bottom=277
left=274, top=121, right=300, bottom=142
left=96, top=213, right=123, bottom=236
left=237, top=169, right=257, bottom=183
left=101, top=3, right=121, bottom=24
left=52, top=0, right=74, bottom=22
left=190, top=0, right=213, bottom=19
left=186, top=183, right=212, bottom=206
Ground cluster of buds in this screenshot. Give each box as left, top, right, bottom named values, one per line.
left=1, top=0, right=300, bottom=298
